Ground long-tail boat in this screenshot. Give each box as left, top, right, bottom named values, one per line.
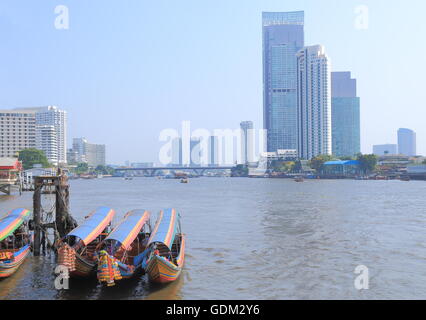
left=97, top=209, right=151, bottom=286
left=144, top=208, right=185, bottom=283
left=57, top=207, right=115, bottom=278
left=0, top=209, right=32, bottom=278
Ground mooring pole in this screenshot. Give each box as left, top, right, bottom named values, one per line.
left=33, top=178, right=42, bottom=256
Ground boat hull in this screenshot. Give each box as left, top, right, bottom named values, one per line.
left=147, top=235, right=185, bottom=283
left=70, top=254, right=96, bottom=278
left=0, top=245, right=30, bottom=278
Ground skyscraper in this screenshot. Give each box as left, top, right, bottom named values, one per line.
left=240, top=121, right=254, bottom=164
left=331, top=72, right=361, bottom=157
left=398, top=128, right=416, bottom=156
left=296, top=45, right=332, bottom=160
left=36, top=125, right=58, bottom=165
left=72, top=138, right=106, bottom=167
left=262, top=11, right=304, bottom=153
left=35, top=106, right=67, bottom=164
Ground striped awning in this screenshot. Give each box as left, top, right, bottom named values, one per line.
left=67, top=207, right=115, bottom=245
left=0, top=209, right=31, bottom=242
left=104, top=210, right=150, bottom=250
left=148, top=208, right=179, bottom=250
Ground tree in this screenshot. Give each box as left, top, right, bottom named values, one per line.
left=422, top=159, right=426, bottom=165
left=310, top=154, right=334, bottom=173
left=95, top=165, right=115, bottom=175
left=18, top=148, right=51, bottom=170
left=75, top=162, right=89, bottom=174
left=357, top=154, right=378, bottom=174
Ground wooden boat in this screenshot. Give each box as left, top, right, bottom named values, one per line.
left=0, top=209, right=32, bottom=279
left=97, top=209, right=151, bottom=286
left=180, top=178, right=189, bottom=184
left=57, top=207, right=115, bottom=278
left=294, top=176, right=304, bottom=182
left=144, top=208, right=185, bottom=284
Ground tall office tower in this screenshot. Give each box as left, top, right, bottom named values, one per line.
left=35, top=125, right=58, bottom=165
left=35, top=106, right=67, bottom=165
left=262, top=11, right=304, bottom=153
left=209, top=136, right=219, bottom=167
left=240, top=121, right=254, bottom=164
left=398, top=128, right=416, bottom=156
left=190, top=138, right=201, bottom=166
left=331, top=72, right=361, bottom=157
left=373, top=144, right=398, bottom=156
left=296, top=45, right=332, bottom=160
left=0, top=109, right=36, bottom=158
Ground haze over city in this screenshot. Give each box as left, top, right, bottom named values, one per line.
left=0, top=0, right=425, bottom=164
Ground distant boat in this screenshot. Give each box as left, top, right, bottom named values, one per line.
left=294, top=176, right=304, bottom=182
left=180, top=178, right=189, bottom=184
left=57, top=207, right=115, bottom=278
left=144, top=209, right=185, bottom=284
left=124, top=177, right=133, bottom=181
left=97, top=210, right=151, bottom=287
left=0, top=209, right=32, bottom=278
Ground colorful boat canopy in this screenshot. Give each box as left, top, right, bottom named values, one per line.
left=67, top=207, right=115, bottom=245
left=0, top=209, right=31, bottom=242
left=105, top=210, right=150, bottom=250
left=148, top=208, right=179, bottom=250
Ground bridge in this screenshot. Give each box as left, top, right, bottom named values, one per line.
left=115, top=166, right=236, bottom=177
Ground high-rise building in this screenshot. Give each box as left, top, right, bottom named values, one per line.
left=0, top=106, right=66, bottom=165
left=35, top=106, right=67, bottom=165
left=171, top=137, right=182, bottom=166
left=0, top=109, right=36, bottom=158
left=36, top=125, right=58, bottom=165
left=72, top=138, right=106, bottom=167
left=331, top=72, right=361, bottom=157
left=262, top=11, right=304, bottom=153
left=240, top=121, right=254, bottom=164
left=398, top=128, right=416, bottom=156
left=209, top=136, right=219, bottom=167
left=373, top=144, right=398, bottom=156
left=190, top=138, right=201, bottom=167
left=296, top=45, right=332, bottom=160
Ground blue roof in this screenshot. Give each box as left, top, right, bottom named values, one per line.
left=148, top=209, right=180, bottom=250
left=324, top=160, right=360, bottom=166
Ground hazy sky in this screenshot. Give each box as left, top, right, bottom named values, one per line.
left=1, top=0, right=425, bottom=164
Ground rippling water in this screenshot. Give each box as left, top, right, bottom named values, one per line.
left=1, top=177, right=426, bottom=300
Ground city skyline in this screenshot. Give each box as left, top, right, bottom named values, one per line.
left=0, top=1, right=425, bottom=163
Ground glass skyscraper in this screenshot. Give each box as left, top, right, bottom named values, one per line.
left=398, top=128, right=416, bottom=156
left=331, top=72, right=361, bottom=157
left=262, top=11, right=304, bottom=152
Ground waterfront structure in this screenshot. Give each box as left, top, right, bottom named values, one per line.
left=35, top=125, right=58, bottom=165
left=262, top=11, right=304, bottom=153
left=322, top=160, right=360, bottom=176
left=373, top=144, right=398, bottom=156
left=296, top=45, right=332, bottom=160
left=71, top=138, right=106, bottom=167
left=398, top=128, right=416, bottom=156
left=35, top=106, right=67, bottom=165
left=331, top=72, right=361, bottom=157
left=240, top=121, right=254, bottom=164
left=0, top=109, right=36, bottom=158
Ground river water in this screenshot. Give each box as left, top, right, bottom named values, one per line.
left=1, top=177, right=426, bottom=300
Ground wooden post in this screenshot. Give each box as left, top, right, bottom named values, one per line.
left=33, top=179, right=42, bottom=256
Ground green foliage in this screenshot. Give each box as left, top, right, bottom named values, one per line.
left=75, top=162, right=89, bottom=174
left=310, top=154, right=334, bottom=173
left=231, top=164, right=249, bottom=177
left=422, top=159, right=426, bottom=165
left=357, top=154, right=378, bottom=174
left=94, top=165, right=115, bottom=175
left=18, top=148, right=51, bottom=170
left=274, top=161, right=296, bottom=173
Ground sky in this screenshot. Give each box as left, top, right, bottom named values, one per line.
left=0, top=0, right=425, bottom=164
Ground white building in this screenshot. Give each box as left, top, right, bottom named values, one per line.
left=296, top=45, right=332, bottom=160
left=35, top=125, right=58, bottom=165
left=0, top=109, right=36, bottom=158
left=398, top=128, right=416, bottom=156
left=240, top=121, right=254, bottom=165
left=35, top=106, right=67, bottom=165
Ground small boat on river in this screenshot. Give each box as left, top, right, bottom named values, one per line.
left=97, top=210, right=151, bottom=286
left=0, top=209, right=32, bottom=278
left=144, top=208, right=185, bottom=284
left=57, top=207, right=116, bottom=278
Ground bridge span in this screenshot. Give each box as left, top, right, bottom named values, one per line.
left=115, top=166, right=235, bottom=177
